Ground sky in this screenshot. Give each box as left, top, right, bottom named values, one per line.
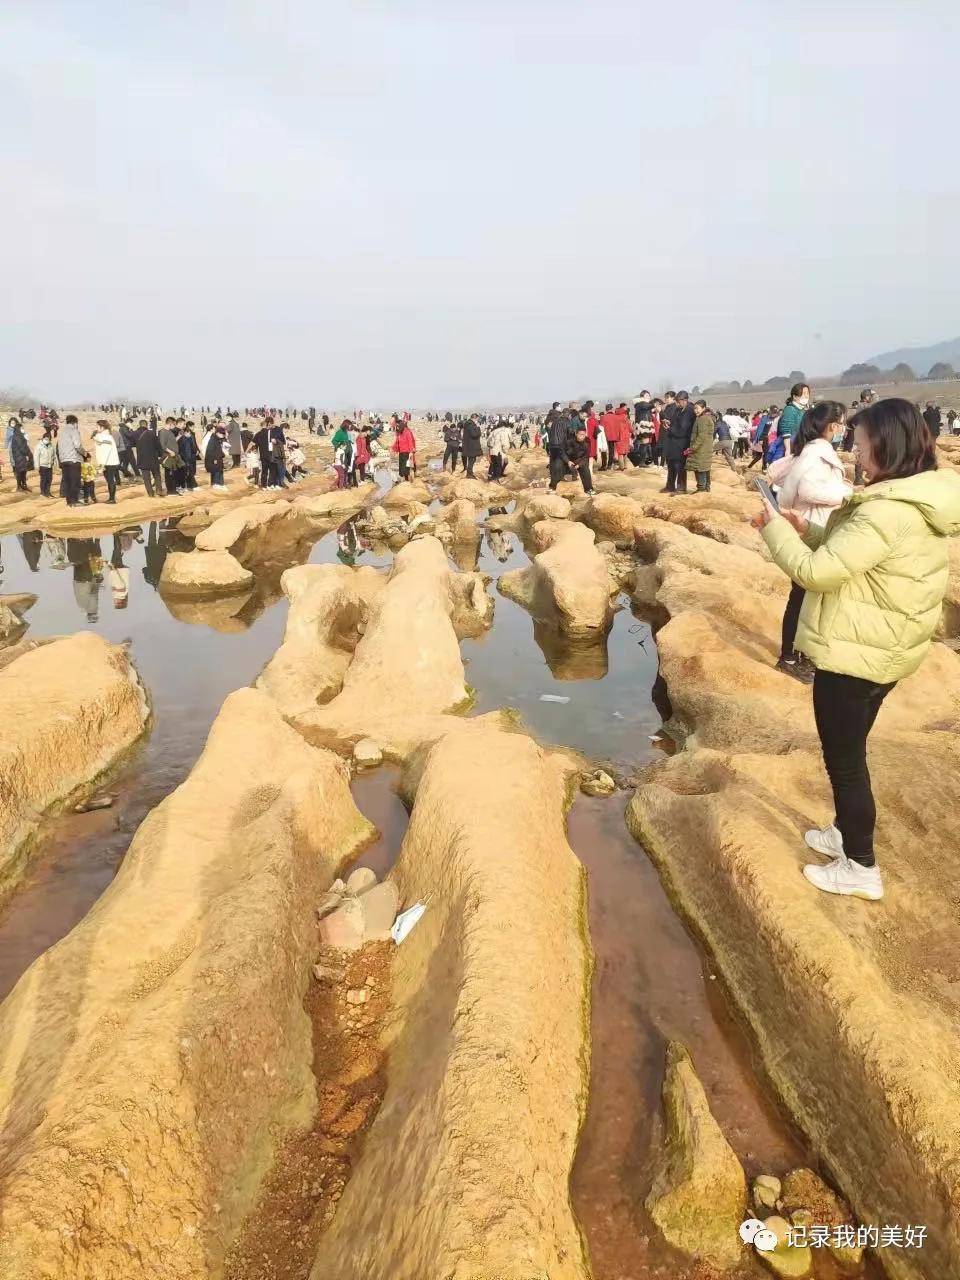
left=3, top=0, right=958, bottom=408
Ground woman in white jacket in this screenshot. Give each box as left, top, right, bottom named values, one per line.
left=766, top=401, right=850, bottom=682
left=92, top=420, right=121, bottom=504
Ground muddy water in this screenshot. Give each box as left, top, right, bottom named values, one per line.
left=1, top=510, right=827, bottom=1280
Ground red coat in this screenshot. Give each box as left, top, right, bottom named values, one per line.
left=600, top=412, right=623, bottom=455
left=354, top=432, right=371, bottom=465
left=586, top=414, right=600, bottom=460
left=392, top=428, right=416, bottom=454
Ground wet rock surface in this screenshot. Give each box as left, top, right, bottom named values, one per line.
left=0, top=688, right=375, bottom=1280
left=0, top=631, right=149, bottom=899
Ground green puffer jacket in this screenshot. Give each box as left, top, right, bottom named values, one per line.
left=762, top=469, right=960, bottom=683
left=685, top=411, right=716, bottom=472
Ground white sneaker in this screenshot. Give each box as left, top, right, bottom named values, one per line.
left=804, top=823, right=844, bottom=860
left=803, top=858, right=883, bottom=901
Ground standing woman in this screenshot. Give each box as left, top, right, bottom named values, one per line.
left=460, top=415, right=482, bottom=478
left=391, top=415, right=416, bottom=481
left=766, top=401, right=850, bottom=682
left=204, top=423, right=228, bottom=489
left=353, top=423, right=372, bottom=483
left=92, top=419, right=121, bottom=503
left=9, top=419, right=34, bottom=492
left=757, top=399, right=960, bottom=900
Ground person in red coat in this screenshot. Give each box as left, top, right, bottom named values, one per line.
left=584, top=400, right=600, bottom=461
left=599, top=403, right=624, bottom=471
left=391, top=416, right=417, bottom=480
left=353, top=426, right=372, bottom=482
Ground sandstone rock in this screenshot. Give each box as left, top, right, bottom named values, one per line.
left=294, top=484, right=375, bottom=520
left=581, top=769, right=615, bottom=797
left=753, top=1173, right=782, bottom=1213
left=317, top=878, right=346, bottom=918
left=645, top=1040, right=747, bottom=1271
left=346, top=866, right=378, bottom=894
left=290, top=538, right=493, bottom=759
left=0, top=633, right=149, bottom=899
left=158, top=548, right=253, bottom=596
left=524, top=493, right=571, bottom=523
left=434, top=497, right=481, bottom=544
left=0, top=592, right=37, bottom=617
left=353, top=737, right=384, bottom=768
left=318, top=895, right=366, bottom=951
left=194, top=500, right=290, bottom=553
left=0, top=688, right=374, bottom=1279
left=158, top=588, right=256, bottom=632
left=256, top=563, right=385, bottom=718
left=381, top=480, right=433, bottom=508
left=407, top=512, right=435, bottom=534
left=499, top=521, right=616, bottom=637
left=359, top=881, right=399, bottom=939
left=628, top=503, right=960, bottom=1279
left=309, top=720, right=589, bottom=1280
left=755, top=1215, right=813, bottom=1278
left=0, top=604, right=25, bottom=644
left=581, top=493, right=644, bottom=544
left=444, top=477, right=510, bottom=506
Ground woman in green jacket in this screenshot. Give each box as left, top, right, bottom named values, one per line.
left=757, top=399, right=960, bottom=901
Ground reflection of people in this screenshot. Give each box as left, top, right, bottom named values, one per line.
left=67, top=537, right=103, bottom=622
left=485, top=528, right=511, bottom=562
left=336, top=518, right=360, bottom=566
left=18, top=530, right=43, bottom=572
left=141, top=522, right=169, bottom=589
left=110, top=533, right=130, bottom=609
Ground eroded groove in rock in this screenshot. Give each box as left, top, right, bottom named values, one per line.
left=627, top=494, right=960, bottom=1280
left=0, top=631, right=150, bottom=901
left=309, top=720, right=591, bottom=1280
left=0, top=687, right=375, bottom=1280
left=275, top=536, right=497, bottom=759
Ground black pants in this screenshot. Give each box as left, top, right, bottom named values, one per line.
left=141, top=465, right=162, bottom=497
left=398, top=451, right=410, bottom=480
left=812, top=669, right=895, bottom=866
left=61, top=460, right=81, bottom=505
left=548, top=447, right=566, bottom=490
left=209, top=466, right=224, bottom=486
left=83, top=480, right=97, bottom=502
left=780, top=581, right=805, bottom=659
left=664, top=458, right=687, bottom=492
left=443, top=446, right=459, bottom=470
left=103, top=465, right=119, bottom=501
left=746, top=450, right=766, bottom=471
left=39, top=466, right=53, bottom=496
left=464, top=454, right=476, bottom=477
left=693, top=469, right=711, bottom=491
left=119, top=449, right=138, bottom=477
left=576, top=462, right=593, bottom=493
left=15, top=469, right=29, bottom=491
left=232, top=453, right=241, bottom=469
left=163, top=466, right=179, bottom=494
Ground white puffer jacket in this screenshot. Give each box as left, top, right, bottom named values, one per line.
left=93, top=428, right=120, bottom=468
left=767, top=437, right=850, bottom=526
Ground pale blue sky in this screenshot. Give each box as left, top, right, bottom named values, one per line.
left=3, top=0, right=957, bottom=406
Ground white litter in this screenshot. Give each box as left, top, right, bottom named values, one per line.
left=539, top=694, right=570, bottom=704
left=612, top=711, right=624, bottom=719
left=649, top=733, right=664, bottom=742
left=391, top=902, right=428, bottom=944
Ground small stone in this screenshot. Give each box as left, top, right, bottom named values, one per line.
left=73, top=794, right=116, bottom=813
left=312, top=963, right=344, bottom=983
left=316, top=878, right=346, bottom=920
left=753, top=1173, right=782, bottom=1213
left=345, top=988, right=369, bottom=1005
left=754, top=1215, right=813, bottom=1277
left=346, top=867, right=378, bottom=895
left=580, top=769, right=615, bottom=797
left=318, top=897, right=365, bottom=951
left=829, top=1237, right=865, bottom=1274
left=359, top=881, right=400, bottom=940
left=353, top=738, right=383, bottom=769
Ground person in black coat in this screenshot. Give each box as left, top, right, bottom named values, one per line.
left=564, top=424, right=594, bottom=494
left=10, top=421, right=34, bottom=491
left=134, top=422, right=164, bottom=497
left=461, top=417, right=482, bottom=477
left=546, top=408, right=572, bottom=490
left=442, top=421, right=462, bottom=472
left=179, top=424, right=200, bottom=489
left=204, top=426, right=227, bottom=488
left=661, top=391, right=695, bottom=494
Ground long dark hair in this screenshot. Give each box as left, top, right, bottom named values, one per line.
left=849, top=398, right=937, bottom=483
left=792, top=400, right=845, bottom=457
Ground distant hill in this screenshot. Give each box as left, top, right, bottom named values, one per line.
left=866, top=337, right=960, bottom=378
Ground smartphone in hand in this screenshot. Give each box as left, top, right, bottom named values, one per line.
left=751, top=475, right=780, bottom=512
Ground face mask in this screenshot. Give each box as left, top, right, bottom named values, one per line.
left=797, top=396, right=810, bottom=408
